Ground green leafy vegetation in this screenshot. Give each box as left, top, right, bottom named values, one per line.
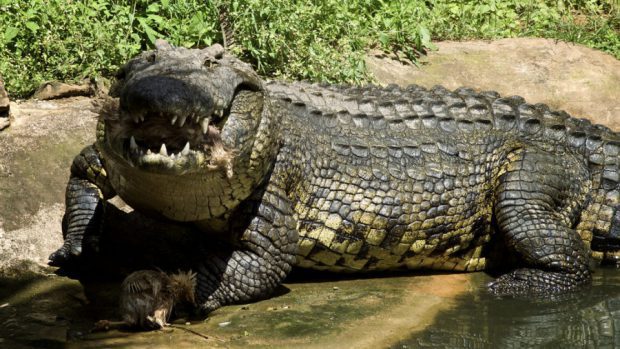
left=0, top=0, right=618, bottom=97
left=0, top=0, right=218, bottom=97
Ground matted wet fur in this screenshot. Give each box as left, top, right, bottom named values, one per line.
left=94, top=269, right=197, bottom=331
left=168, top=269, right=197, bottom=305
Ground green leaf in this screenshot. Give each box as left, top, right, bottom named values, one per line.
left=378, top=32, right=390, bottom=46
left=147, top=3, right=160, bottom=13
left=3, top=26, right=19, bottom=43
left=147, top=14, right=165, bottom=26
left=25, top=21, right=40, bottom=32
left=137, top=17, right=160, bottom=45
left=418, top=26, right=431, bottom=47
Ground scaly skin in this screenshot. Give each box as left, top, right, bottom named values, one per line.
left=50, top=42, right=620, bottom=313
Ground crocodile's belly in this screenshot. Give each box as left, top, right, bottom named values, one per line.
left=292, top=156, right=496, bottom=273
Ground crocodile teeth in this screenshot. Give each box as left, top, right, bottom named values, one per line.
left=139, top=114, right=145, bottom=123
left=201, top=118, right=210, bottom=134
left=130, top=136, right=138, bottom=152
left=147, top=149, right=152, bottom=155
left=170, top=153, right=176, bottom=159
left=159, top=143, right=168, bottom=156
left=181, top=141, right=190, bottom=156
left=171, top=115, right=178, bottom=126
left=178, top=115, right=187, bottom=128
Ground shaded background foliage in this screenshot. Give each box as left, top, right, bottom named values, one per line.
left=0, top=0, right=618, bottom=97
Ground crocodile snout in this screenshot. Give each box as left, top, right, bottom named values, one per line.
left=120, top=75, right=213, bottom=124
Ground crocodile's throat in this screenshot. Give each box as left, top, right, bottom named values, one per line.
left=100, top=97, right=234, bottom=177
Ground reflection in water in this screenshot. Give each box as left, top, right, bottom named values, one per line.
left=398, top=268, right=620, bottom=349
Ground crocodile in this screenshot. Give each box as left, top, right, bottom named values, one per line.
left=49, top=41, right=620, bottom=312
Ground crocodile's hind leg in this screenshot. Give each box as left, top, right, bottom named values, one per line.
left=49, top=145, right=115, bottom=267
left=488, top=148, right=592, bottom=294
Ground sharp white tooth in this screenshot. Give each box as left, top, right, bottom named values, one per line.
left=147, top=149, right=152, bottom=155
left=159, top=143, right=168, bottom=156
left=171, top=153, right=176, bottom=159
left=179, top=115, right=187, bottom=128
left=182, top=141, right=190, bottom=156
left=201, top=117, right=211, bottom=134
left=139, top=114, right=145, bottom=122
left=130, top=136, right=138, bottom=152
left=171, top=116, right=178, bottom=125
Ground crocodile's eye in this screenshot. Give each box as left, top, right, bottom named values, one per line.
left=146, top=53, right=157, bottom=63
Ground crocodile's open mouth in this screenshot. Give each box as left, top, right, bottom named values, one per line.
left=101, top=96, right=235, bottom=177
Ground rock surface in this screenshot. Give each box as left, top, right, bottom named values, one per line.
left=0, top=38, right=618, bottom=348
left=32, top=80, right=94, bottom=100
left=0, top=97, right=97, bottom=270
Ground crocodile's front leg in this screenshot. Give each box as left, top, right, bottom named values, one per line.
left=49, top=145, right=115, bottom=267
left=196, top=181, right=298, bottom=313
left=488, top=148, right=591, bottom=294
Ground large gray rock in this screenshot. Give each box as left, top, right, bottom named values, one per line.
left=32, top=80, right=94, bottom=100
left=0, top=97, right=97, bottom=271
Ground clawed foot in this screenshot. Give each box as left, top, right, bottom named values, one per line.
left=198, top=298, right=222, bottom=315
left=487, top=271, right=531, bottom=295
left=48, top=243, right=82, bottom=267
left=48, top=235, right=100, bottom=267
left=488, top=268, right=581, bottom=296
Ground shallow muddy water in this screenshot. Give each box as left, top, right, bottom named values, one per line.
left=1, top=266, right=619, bottom=348
left=397, top=267, right=620, bottom=349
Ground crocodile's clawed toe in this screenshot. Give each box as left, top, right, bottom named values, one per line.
left=48, top=249, right=69, bottom=267
left=487, top=279, right=509, bottom=295
left=48, top=244, right=82, bottom=267
left=198, top=299, right=222, bottom=315
left=488, top=273, right=527, bottom=296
